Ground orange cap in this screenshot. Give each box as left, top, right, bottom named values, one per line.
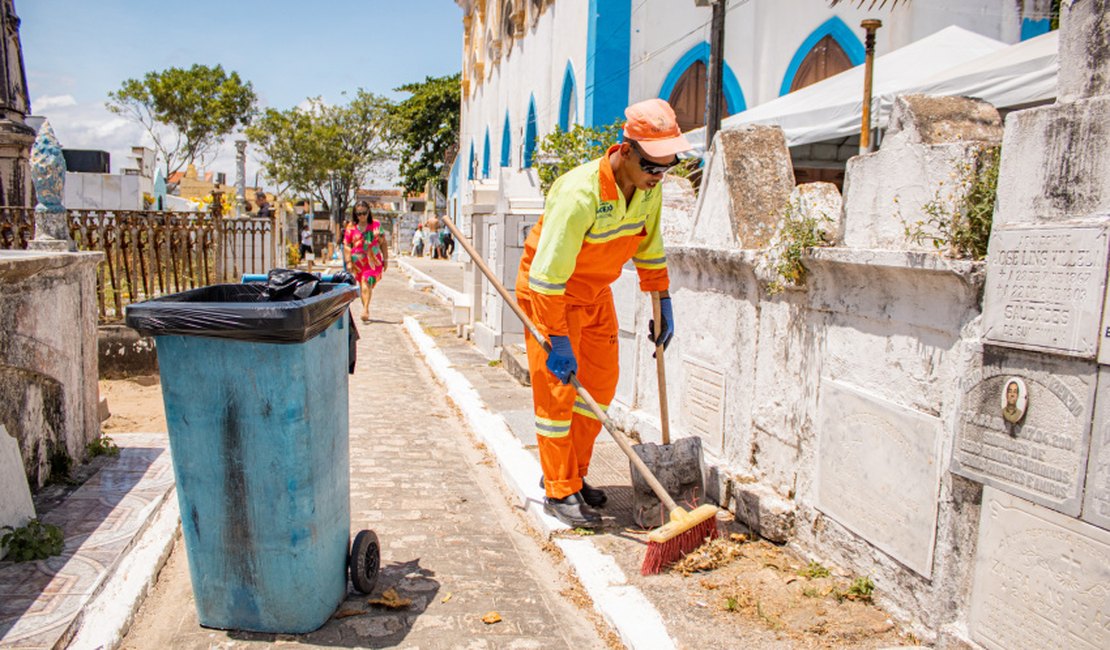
left=622, top=98, right=693, bottom=158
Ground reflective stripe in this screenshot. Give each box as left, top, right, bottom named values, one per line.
left=572, top=398, right=609, bottom=421
left=633, top=255, right=666, bottom=266
left=585, top=220, right=645, bottom=242
left=528, top=276, right=567, bottom=294
left=536, top=417, right=571, bottom=438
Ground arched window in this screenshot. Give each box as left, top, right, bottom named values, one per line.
left=468, top=141, right=476, bottom=180
left=779, top=17, right=864, bottom=96
left=559, top=62, right=577, bottom=131
left=658, top=43, right=745, bottom=133
left=789, top=35, right=852, bottom=93
left=482, top=128, right=491, bottom=178
left=523, top=96, right=537, bottom=168
left=500, top=111, right=511, bottom=167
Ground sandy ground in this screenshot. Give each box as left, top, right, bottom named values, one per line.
left=99, top=376, right=167, bottom=433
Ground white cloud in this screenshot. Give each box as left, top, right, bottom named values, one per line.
left=33, top=94, right=77, bottom=110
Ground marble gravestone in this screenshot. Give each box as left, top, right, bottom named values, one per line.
left=982, top=223, right=1110, bottom=358
left=969, top=487, right=1109, bottom=650
left=0, top=424, right=36, bottom=559
left=815, top=379, right=942, bottom=578
left=952, top=348, right=1095, bottom=516
left=1082, top=367, right=1110, bottom=529
left=681, top=356, right=726, bottom=456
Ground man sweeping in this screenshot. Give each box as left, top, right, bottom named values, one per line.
left=515, top=98, right=692, bottom=528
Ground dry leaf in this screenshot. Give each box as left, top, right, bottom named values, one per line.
left=730, top=533, right=748, bottom=542
left=334, top=608, right=365, bottom=619
left=481, top=611, right=502, bottom=624
left=368, top=587, right=412, bottom=609
left=441, top=592, right=453, bottom=603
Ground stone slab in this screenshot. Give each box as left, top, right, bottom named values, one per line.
left=1082, top=366, right=1110, bottom=530
left=969, top=487, right=1110, bottom=650
left=952, top=347, right=1095, bottom=516
left=815, top=379, right=942, bottom=578
left=681, top=356, right=726, bottom=455
left=0, top=425, right=35, bottom=559
left=982, top=224, right=1110, bottom=358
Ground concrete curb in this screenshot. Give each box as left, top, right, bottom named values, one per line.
left=402, top=316, right=677, bottom=650
left=397, top=259, right=466, bottom=306
left=67, top=487, right=180, bottom=650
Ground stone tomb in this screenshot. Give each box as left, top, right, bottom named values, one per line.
left=815, top=379, right=942, bottom=578
left=681, top=356, right=726, bottom=456
left=1082, top=366, right=1110, bottom=530
left=969, top=487, right=1109, bottom=650
left=982, top=223, right=1110, bottom=358
left=0, top=424, right=35, bottom=560
left=952, top=347, right=1094, bottom=516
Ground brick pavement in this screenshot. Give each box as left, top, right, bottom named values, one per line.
left=120, top=272, right=608, bottom=649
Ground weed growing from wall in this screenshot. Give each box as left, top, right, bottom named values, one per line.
left=902, top=145, right=1000, bottom=260
left=764, top=198, right=835, bottom=295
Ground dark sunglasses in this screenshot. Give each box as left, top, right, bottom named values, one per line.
left=355, top=211, right=370, bottom=217
left=630, top=141, right=678, bottom=175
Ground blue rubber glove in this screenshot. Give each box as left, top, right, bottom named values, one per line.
left=545, top=335, right=577, bottom=384
left=648, top=296, right=674, bottom=356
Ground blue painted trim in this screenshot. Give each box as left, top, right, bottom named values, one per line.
left=658, top=42, right=747, bottom=115
left=1021, top=17, right=1051, bottom=41
left=779, top=16, right=865, bottom=96
left=500, top=111, right=511, bottom=167
left=482, top=128, right=491, bottom=178
left=448, top=155, right=459, bottom=197
left=559, top=61, right=577, bottom=130
left=467, top=140, right=475, bottom=180
left=524, top=95, right=537, bottom=168
left=585, top=0, right=631, bottom=127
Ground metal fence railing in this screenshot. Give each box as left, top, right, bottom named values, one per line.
left=0, top=207, right=281, bottom=321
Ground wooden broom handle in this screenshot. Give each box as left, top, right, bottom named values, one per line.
left=441, top=214, right=681, bottom=513
left=652, top=292, right=671, bottom=445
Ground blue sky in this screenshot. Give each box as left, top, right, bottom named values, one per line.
left=20, top=0, right=463, bottom=183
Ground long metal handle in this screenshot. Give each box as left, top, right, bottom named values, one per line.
left=441, top=215, right=680, bottom=513
left=651, top=292, right=671, bottom=445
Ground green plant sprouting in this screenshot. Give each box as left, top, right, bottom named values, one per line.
left=764, top=198, right=835, bottom=295
left=798, top=560, right=831, bottom=579
left=534, top=120, right=626, bottom=194
left=902, top=145, right=1000, bottom=260
left=86, top=434, right=121, bottom=458
left=1, top=519, right=65, bottom=562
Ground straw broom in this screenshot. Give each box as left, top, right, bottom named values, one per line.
left=441, top=215, right=719, bottom=574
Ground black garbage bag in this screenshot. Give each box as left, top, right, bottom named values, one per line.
left=263, top=268, right=321, bottom=301
left=125, top=280, right=358, bottom=344
left=331, top=271, right=356, bottom=286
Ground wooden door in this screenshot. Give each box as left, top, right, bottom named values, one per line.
left=669, top=60, right=730, bottom=134
left=789, top=35, right=852, bottom=93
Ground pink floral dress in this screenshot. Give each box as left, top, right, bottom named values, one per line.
left=344, top=219, right=385, bottom=285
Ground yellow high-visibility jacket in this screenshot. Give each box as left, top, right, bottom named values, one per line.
left=515, top=145, right=670, bottom=336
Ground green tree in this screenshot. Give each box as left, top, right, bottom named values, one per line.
left=388, top=73, right=461, bottom=195
left=534, top=120, right=625, bottom=194
left=247, top=90, right=393, bottom=220
left=106, top=64, right=257, bottom=176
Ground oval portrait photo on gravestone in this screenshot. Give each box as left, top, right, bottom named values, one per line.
left=1000, top=376, right=1028, bottom=424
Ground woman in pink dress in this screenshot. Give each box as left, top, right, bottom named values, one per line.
left=343, top=200, right=388, bottom=322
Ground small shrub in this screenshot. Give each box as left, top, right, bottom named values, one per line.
left=797, top=560, right=831, bottom=579
left=286, top=241, right=302, bottom=267
left=534, top=120, right=626, bottom=194
left=764, top=199, right=834, bottom=294
left=903, top=145, right=1000, bottom=260
left=836, top=575, right=875, bottom=602
left=86, top=434, right=120, bottom=458
left=2, top=519, right=65, bottom=562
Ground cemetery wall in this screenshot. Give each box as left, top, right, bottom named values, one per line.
left=610, top=6, right=1110, bottom=643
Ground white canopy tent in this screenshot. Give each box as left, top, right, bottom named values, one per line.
left=685, top=26, right=1058, bottom=153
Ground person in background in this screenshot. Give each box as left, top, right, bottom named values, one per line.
left=300, top=222, right=314, bottom=271
left=344, top=200, right=388, bottom=323
left=256, top=192, right=273, bottom=219
left=412, top=224, right=425, bottom=257
left=443, top=229, right=455, bottom=259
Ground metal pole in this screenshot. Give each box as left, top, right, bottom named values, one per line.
left=859, top=19, right=882, bottom=155
left=705, top=0, right=726, bottom=152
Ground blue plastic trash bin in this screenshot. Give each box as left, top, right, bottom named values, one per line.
left=126, top=281, right=358, bottom=633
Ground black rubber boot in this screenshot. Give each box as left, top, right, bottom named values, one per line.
left=539, top=475, right=608, bottom=508
left=543, top=492, right=602, bottom=529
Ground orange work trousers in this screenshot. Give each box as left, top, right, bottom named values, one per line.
left=519, top=294, right=619, bottom=499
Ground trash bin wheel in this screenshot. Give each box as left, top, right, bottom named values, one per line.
left=349, top=529, right=380, bottom=594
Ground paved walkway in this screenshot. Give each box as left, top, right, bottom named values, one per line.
left=119, top=270, right=608, bottom=649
